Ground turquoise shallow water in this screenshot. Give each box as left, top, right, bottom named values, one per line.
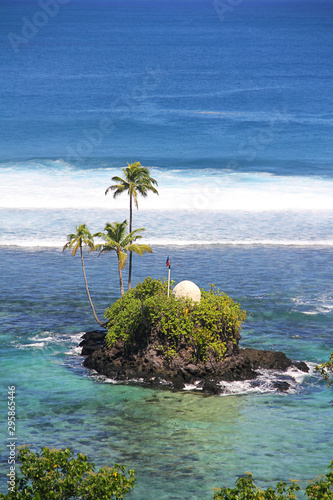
left=1, top=247, right=332, bottom=498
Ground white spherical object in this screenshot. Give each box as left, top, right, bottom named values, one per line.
left=172, top=280, right=201, bottom=303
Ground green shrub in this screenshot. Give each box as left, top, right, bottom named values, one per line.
left=212, top=461, right=333, bottom=500
left=143, top=291, right=194, bottom=350
left=104, top=278, right=246, bottom=362
left=212, top=473, right=300, bottom=500
left=305, top=460, right=333, bottom=498
left=0, top=446, right=135, bottom=500
left=315, top=351, right=333, bottom=387
left=104, top=292, right=143, bottom=347
left=190, top=286, right=246, bottom=360
left=131, top=276, right=168, bottom=300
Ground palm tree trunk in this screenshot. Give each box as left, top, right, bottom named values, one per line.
left=128, top=193, right=133, bottom=290
left=80, top=246, right=105, bottom=328
left=118, top=254, right=125, bottom=296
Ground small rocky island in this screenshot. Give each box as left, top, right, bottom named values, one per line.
left=80, top=278, right=309, bottom=394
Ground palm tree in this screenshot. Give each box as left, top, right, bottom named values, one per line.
left=63, top=224, right=105, bottom=328
left=94, top=220, right=152, bottom=296
left=105, top=162, right=158, bottom=290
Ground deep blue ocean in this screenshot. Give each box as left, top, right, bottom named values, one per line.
left=1, top=0, right=333, bottom=498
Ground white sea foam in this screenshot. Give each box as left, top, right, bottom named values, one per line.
left=85, top=365, right=314, bottom=395
left=17, top=331, right=88, bottom=356
left=217, top=366, right=310, bottom=396
left=183, top=363, right=317, bottom=396
left=184, top=383, right=201, bottom=391
left=291, top=295, right=333, bottom=316
left=1, top=160, right=333, bottom=211
left=2, top=237, right=333, bottom=249
left=2, top=160, right=333, bottom=249
left=24, top=342, right=46, bottom=348
left=66, top=345, right=84, bottom=356
left=86, top=373, right=120, bottom=384
left=145, top=239, right=333, bottom=247
left=0, top=239, right=64, bottom=248
left=30, top=335, right=56, bottom=342
left=29, top=331, right=85, bottom=345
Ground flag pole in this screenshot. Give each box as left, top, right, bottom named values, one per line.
left=167, top=264, right=171, bottom=297
left=166, top=256, right=171, bottom=297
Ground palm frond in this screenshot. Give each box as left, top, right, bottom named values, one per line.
left=118, top=250, right=128, bottom=270
left=63, top=224, right=95, bottom=256
left=104, top=220, right=128, bottom=242
left=62, top=241, right=72, bottom=252
left=65, top=232, right=77, bottom=242
left=139, top=177, right=159, bottom=190
left=131, top=188, right=139, bottom=209
left=98, top=245, right=117, bottom=256
left=135, top=186, right=148, bottom=198
left=81, top=237, right=95, bottom=248
left=77, top=224, right=94, bottom=238
left=102, top=240, right=120, bottom=249
left=105, top=183, right=128, bottom=197
left=92, top=231, right=104, bottom=239
left=111, top=175, right=127, bottom=184
left=122, top=234, right=143, bottom=246
left=129, top=226, right=146, bottom=237
left=125, top=243, right=153, bottom=255
left=94, top=243, right=103, bottom=253
left=71, top=241, right=81, bottom=257
left=122, top=227, right=145, bottom=246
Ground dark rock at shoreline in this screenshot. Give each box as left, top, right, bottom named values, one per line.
left=273, top=381, right=290, bottom=392
left=200, top=379, right=222, bottom=395
left=79, top=330, right=106, bottom=356
left=79, top=331, right=309, bottom=394
left=238, top=347, right=291, bottom=371
left=292, top=360, right=310, bottom=372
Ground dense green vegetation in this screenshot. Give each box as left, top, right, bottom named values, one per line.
left=213, top=461, right=333, bottom=499
left=104, top=278, right=246, bottom=362
left=1, top=446, right=332, bottom=499
left=0, top=447, right=135, bottom=500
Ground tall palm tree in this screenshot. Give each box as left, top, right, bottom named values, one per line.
left=105, top=162, right=158, bottom=289
left=94, top=220, right=152, bottom=296
left=63, top=224, right=105, bottom=328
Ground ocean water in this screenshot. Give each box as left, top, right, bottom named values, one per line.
left=1, top=0, right=333, bottom=498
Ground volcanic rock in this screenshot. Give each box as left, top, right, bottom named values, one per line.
left=79, top=331, right=309, bottom=394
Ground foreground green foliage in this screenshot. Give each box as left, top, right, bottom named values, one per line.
left=213, top=473, right=300, bottom=500
left=213, top=461, right=333, bottom=499
left=316, top=351, right=333, bottom=387
left=104, top=278, right=246, bottom=362
left=2, top=446, right=331, bottom=500
left=0, top=447, right=135, bottom=500
left=305, top=461, right=333, bottom=499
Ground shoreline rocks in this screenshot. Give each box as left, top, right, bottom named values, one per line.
left=79, top=331, right=309, bottom=394
left=80, top=331, right=107, bottom=356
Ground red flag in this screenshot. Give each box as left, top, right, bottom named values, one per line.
left=166, top=256, right=170, bottom=267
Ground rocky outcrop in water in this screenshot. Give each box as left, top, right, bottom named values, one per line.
left=80, top=331, right=309, bottom=394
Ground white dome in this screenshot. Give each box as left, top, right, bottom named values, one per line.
left=172, top=280, right=201, bottom=303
